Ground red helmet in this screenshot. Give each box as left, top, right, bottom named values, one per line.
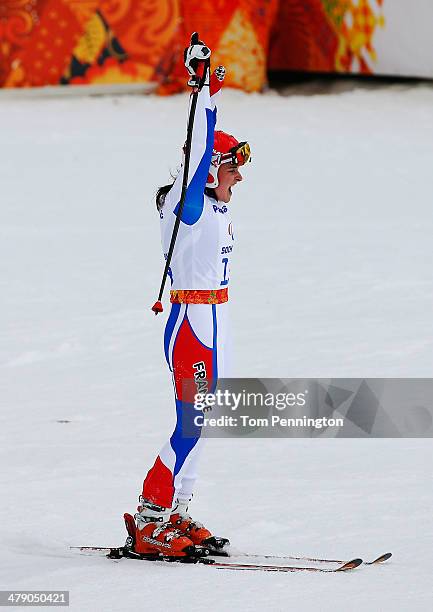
left=206, top=130, right=251, bottom=188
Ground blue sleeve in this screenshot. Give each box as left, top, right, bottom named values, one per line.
left=170, top=82, right=217, bottom=226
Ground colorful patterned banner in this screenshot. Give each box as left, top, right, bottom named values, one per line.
left=1, top=0, right=182, bottom=88
left=0, top=0, right=279, bottom=91
left=268, top=0, right=385, bottom=74
left=1, top=1, right=432, bottom=92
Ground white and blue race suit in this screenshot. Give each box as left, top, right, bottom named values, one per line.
left=141, top=72, right=234, bottom=508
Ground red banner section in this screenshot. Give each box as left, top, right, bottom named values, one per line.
left=269, top=0, right=385, bottom=74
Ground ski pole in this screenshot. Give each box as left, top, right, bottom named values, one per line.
left=151, top=33, right=208, bottom=315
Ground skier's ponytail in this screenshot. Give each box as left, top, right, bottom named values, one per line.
left=156, top=183, right=174, bottom=212
left=205, top=187, right=217, bottom=200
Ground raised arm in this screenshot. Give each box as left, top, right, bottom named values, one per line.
left=167, top=40, right=225, bottom=225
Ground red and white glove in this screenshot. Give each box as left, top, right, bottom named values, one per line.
left=184, top=32, right=211, bottom=88
left=210, top=65, right=226, bottom=96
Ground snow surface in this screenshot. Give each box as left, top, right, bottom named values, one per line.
left=1, top=82, right=433, bottom=611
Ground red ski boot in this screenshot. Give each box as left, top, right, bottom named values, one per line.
left=123, top=498, right=206, bottom=559
left=170, top=498, right=230, bottom=555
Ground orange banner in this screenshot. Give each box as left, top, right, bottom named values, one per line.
left=0, top=0, right=278, bottom=91
left=0, top=1, right=394, bottom=92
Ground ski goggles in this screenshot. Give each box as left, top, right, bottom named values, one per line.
left=218, top=142, right=251, bottom=167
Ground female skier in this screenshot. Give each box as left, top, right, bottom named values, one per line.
left=125, top=35, right=251, bottom=559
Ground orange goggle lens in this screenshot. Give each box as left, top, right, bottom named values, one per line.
left=234, top=141, right=251, bottom=165
left=220, top=141, right=251, bottom=166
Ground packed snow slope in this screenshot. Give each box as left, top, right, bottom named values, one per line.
left=1, top=82, right=433, bottom=612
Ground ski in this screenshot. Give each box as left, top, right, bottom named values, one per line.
left=216, top=551, right=392, bottom=566
left=365, top=553, right=392, bottom=565
left=209, top=558, right=363, bottom=573
left=71, top=545, right=391, bottom=568
left=71, top=546, right=363, bottom=573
